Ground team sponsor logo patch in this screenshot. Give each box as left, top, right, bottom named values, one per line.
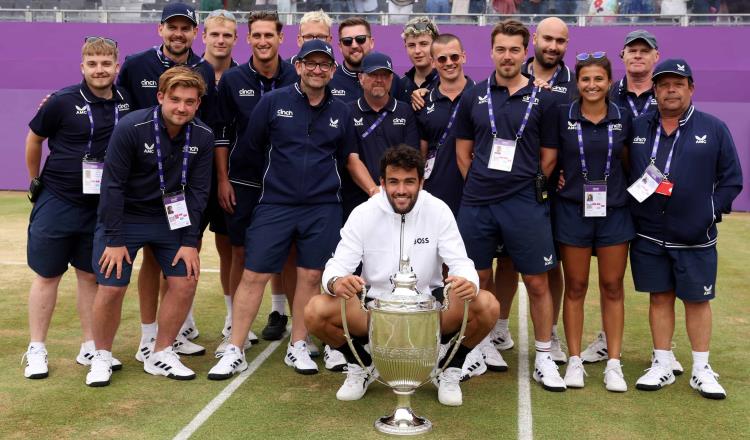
left=426, top=104, right=435, bottom=114
left=329, top=118, right=339, bottom=128
left=477, top=94, right=488, bottom=105
left=521, top=95, right=540, bottom=105
left=144, top=143, right=155, bottom=154
left=413, top=237, right=430, bottom=244
left=695, top=135, right=707, bottom=144
left=632, top=136, right=647, bottom=144
left=117, top=103, right=130, bottom=111
left=551, top=85, right=567, bottom=94
left=183, top=145, right=199, bottom=154
left=610, top=123, right=622, bottom=131
left=331, top=89, right=346, bottom=96
left=141, top=79, right=158, bottom=88
left=75, top=105, right=87, bottom=115
left=239, top=89, right=255, bottom=97
left=354, top=117, right=363, bottom=126
left=392, top=117, right=406, bottom=126
left=567, top=121, right=577, bottom=130
left=276, top=109, right=293, bottom=118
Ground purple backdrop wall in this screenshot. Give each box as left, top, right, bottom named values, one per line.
left=2, top=23, right=748, bottom=210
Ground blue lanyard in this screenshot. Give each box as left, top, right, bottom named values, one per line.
left=486, top=75, right=539, bottom=139
left=83, top=102, right=119, bottom=158
left=251, top=63, right=277, bottom=97
left=437, top=101, right=460, bottom=148
left=627, top=95, right=651, bottom=117
left=576, top=121, right=613, bottom=182
left=529, top=64, right=561, bottom=86
left=650, top=124, right=680, bottom=179
left=360, top=106, right=389, bottom=139
left=153, top=107, right=191, bottom=193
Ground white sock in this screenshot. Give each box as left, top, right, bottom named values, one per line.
left=552, top=324, right=558, bottom=338
left=28, top=341, right=46, bottom=351
left=606, top=358, right=621, bottom=369
left=95, top=349, right=112, bottom=360
left=224, top=295, right=233, bottom=314
left=185, top=304, right=195, bottom=326
left=692, top=351, right=709, bottom=372
left=82, top=340, right=95, bottom=352
left=653, top=349, right=671, bottom=367
left=271, top=294, right=287, bottom=315
left=141, top=322, right=157, bottom=340
left=535, top=340, right=552, bottom=362
left=569, top=355, right=582, bottom=364
left=497, top=318, right=509, bottom=332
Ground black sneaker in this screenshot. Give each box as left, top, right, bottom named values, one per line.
left=261, top=311, right=288, bottom=341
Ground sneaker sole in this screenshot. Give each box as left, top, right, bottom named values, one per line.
left=690, top=380, right=726, bottom=400
left=293, top=367, right=318, bottom=375
left=143, top=365, right=196, bottom=380
left=174, top=348, right=206, bottom=356
left=25, top=372, right=49, bottom=379
left=533, top=372, right=566, bottom=392
left=582, top=357, right=607, bottom=364
left=77, top=359, right=123, bottom=371
left=635, top=383, right=663, bottom=391
left=325, top=363, right=346, bottom=372
left=673, top=369, right=684, bottom=376
left=486, top=364, right=509, bottom=372
left=86, top=379, right=110, bottom=387
left=493, top=341, right=514, bottom=351
left=606, top=385, right=627, bottom=393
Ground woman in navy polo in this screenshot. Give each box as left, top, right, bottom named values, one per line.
left=554, top=53, right=634, bottom=392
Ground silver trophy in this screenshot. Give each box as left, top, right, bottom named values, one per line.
left=341, top=216, right=468, bottom=436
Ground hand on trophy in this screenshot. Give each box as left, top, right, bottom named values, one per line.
left=444, top=276, right=477, bottom=301
left=332, top=274, right=367, bottom=299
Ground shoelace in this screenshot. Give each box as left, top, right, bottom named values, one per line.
left=441, top=368, right=463, bottom=384
left=344, top=364, right=371, bottom=384
left=571, top=360, right=589, bottom=377
left=91, top=356, right=112, bottom=373
left=21, top=349, right=46, bottom=366
left=697, top=366, right=720, bottom=383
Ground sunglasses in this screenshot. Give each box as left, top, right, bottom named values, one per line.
left=302, top=61, right=334, bottom=72
left=576, top=51, right=607, bottom=61
left=207, top=9, right=237, bottom=21
left=340, top=35, right=369, bottom=47
left=436, top=53, right=461, bottom=64
left=85, top=36, right=118, bottom=47
left=405, top=21, right=437, bottom=35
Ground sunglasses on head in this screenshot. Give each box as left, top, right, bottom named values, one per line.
left=340, top=35, right=369, bottom=46
left=436, top=53, right=461, bottom=64
left=406, top=22, right=436, bottom=34
left=207, top=9, right=237, bottom=20
left=85, top=36, right=118, bottom=47
left=576, top=51, right=606, bottom=61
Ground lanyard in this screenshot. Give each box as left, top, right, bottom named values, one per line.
left=650, top=123, right=680, bottom=179
left=83, top=102, right=119, bottom=158
left=153, top=107, right=191, bottom=193
left=360, top=108, right=389, bottom=139
left=576, top=121, right=613, bottom=182
left=260, top=78, right=276, bottom=96
left=436, top=101, right=460, bottom=148
left=528, top=64, right=561, bottom=86
left=627, top=95, right=652, bottom=117
left=486, top=76, right=539, bottom=139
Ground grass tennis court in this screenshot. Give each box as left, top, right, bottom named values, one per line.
left=0, top=191, right=748, bottom=439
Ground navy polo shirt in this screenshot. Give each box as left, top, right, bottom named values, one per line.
left=238, top=83, right=356, bottom=205
left=329, top=63, right=405, bottom=103
left=629, top=105, right=743, bottom=247
left=98, top=107, right=215, bottom=247
left=609, top=76, right=657, bottom=119
left=398, top=66, right=438, bottom=101
left=454, top=73, right=563, bottom=205
left=416, top=77, right=475, bottom=216
left=555, top=100, right=632, bottom=207
left=28, top=81, right=131, bottom=208
left=217, top=57, right=299, bottom=187
left=522, top=58, right=576, bottom=102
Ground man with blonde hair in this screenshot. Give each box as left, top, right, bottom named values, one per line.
left=398, top=17, right=439, bottom=99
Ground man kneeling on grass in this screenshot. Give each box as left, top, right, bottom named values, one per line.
left=304, top=145, right=499, bottom=406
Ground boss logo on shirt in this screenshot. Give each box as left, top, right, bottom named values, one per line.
left=329, top=118, right=339, bottom=128
left=632, top=136, right=647, bottom=144
left=141, top=79, right=158, bottom=88
left=183, top=145, right=199, bottom=154
left=695, top=135, right=707, bottom=144
left=521, top=95, right=540, bottom=105
left=276, top=109, right=293, bottom=118
left=144, top=143, right=155, bottom=154
left=392, top=118, right=406, bottom=126
left=477, top=95, right=488, bottom=105
left=117, top=103, right=130, bottom=111
left=75, top=105, right=87, bottom=115
left=331, top=89, right=346, bottom=96
left=426, top=104, right=435, bottom=114
left=354, top=117, right=363, bottom=126
left=610, top=123, right=622, bottom=131
left=239, top=89, right=255, bottom=97
left=567, top=121, right=577, bottom=130
left=551, top=85, right=567, bottom=94
left=413, top=237, right=430, bottom=245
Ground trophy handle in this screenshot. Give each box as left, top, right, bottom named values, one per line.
left=427, top=282, right=470, bottom=385
left=340, top=285, right=390, bottom=387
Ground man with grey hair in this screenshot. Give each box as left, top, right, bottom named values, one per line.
left=398, top=17, right=439, bottom=100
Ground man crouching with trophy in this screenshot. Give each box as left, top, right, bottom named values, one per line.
left=305, top=145, right=499, bottom=413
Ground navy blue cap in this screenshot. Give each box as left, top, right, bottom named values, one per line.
left=161, top=2, right=197, bottom=26
left=652, top=58, right=693, bottom=81
left=361, top=52, right=394, bottom=74
left=297, top=40, right=335, bottom=62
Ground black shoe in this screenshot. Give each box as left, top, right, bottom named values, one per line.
left=261, top=311, right=288, bottom=340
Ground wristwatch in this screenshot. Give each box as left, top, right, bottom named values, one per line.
left=326, top=276, right=340, bottom=296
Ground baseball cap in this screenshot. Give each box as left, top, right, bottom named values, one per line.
left=161, top=2, right=197, bottom=26
left=361, top=52, right=394, bottom=74
left=297, top=39, right=335, bottom=62
left=624, top=30, right=658, bottom=49
left=652, top=58, right=693, bottom=81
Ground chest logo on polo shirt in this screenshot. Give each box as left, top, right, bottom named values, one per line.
left=144, top=143, right=155, bottom=154
left=426, top=104, right=435, bottom=114
left=695, top=135, right=707, bottom=144
left=611, top=123, right=622, bottom=131
left=704, top=285, right=713, bottom=295
left=477, top=95, right=488, bottom=105
left=632, top=136, right=647, bottom=144
left=117, top=103, right=130, bottom=111
left=543, top=254, right=554, bottom=266
left=521, top=95, right=540, bottom=105
left=183, top=145, right=199, bottom=155
left=413, top=237, right=430, bottom=245
left=567, top=121, right=577, bottom=130
left=276, top=109, right=293, bottom=118
left=141, top=79, right=158, bottom=88
left=75, top=105, right=87, bottom=115
left=392, top=117, right=406, bottom=126
left=329, top=118, right=339, bottom=128
left=551, top=85, right=567, bottom=94
left=331, top=89, right=346, bottom=96
left=239, top=89, right=255, bottom=97
left=354, top=117, right=363, bottom=126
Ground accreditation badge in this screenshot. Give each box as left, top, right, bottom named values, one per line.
left=424, top=150, right=436, bottom=180
left=583, top=182, right=607, bottom=217
left=163, top=191, right=191, bottom=230
left=655, top=180, right=674, bottom=197
left=488, top=138, right=516, bottom=172
left=82, top=160, right=104, bottom=194
left=627, top=164, right=664, bottom=203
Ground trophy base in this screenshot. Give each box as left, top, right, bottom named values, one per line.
left=374, top=407, right=432, bottom=436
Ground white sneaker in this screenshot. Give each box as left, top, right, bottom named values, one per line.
left=490, top=321, right=514, bottom=351
left=306, top=336, right=320, bottom=358
left=284, top=340, right=318, bottom=375
left=207, top=345, right=248, bottom=380
left=22, top=345, right=48, bottom=379
left=144, top=347, right=196, bottom=380
left=690, top=365, right=726, bottom=400
left=215, top=334, right=252, bottom=358
left=635, top=359, right=675, bottom=391
left=336, top=363, right=377, bottom=401
left=651, top=350, right=684, bottom=376
left=76, top=343, right=122, bottom=371
left=324, top=345, right=347, bottom=372
left=581, top=331, right=608, bottom=363
left=550, top=334, right=568, bottom=365
left=461, top=346, right=487, bottom=381
left=433, top=367, right=463, bottom=406
left=478, top=336, right=508, bottom=372
left=533, top=354, right=567, bottom=392
left=135, top=336, right=155, bottom=363
left=221, top=315, right=232, bottom=338
left=180, top=323, right=199, bottom=341
left=173, top=334, right=206, bottom=356
left=604, top=364, right=628, bottom=392
left=564, top=356, right=586, bottom=389
left=85, top=351, right=113, bottom=387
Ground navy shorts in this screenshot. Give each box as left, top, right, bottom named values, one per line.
left=224, top=183, right=261, bottom=247
left=245, top=204, right=342, bottom=273
left=92, top=222, right=187, bottom=287
left=630, top=236, right=717, bottom=302
left=201, top=174, right=229, bottom=237
left=458, top=187, right=557, bottom=275
left=554, top=198, right=635, bottom=248
left=27, top=188, right=96, bottom=278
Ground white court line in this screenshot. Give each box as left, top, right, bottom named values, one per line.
left=0, top=261, right=220, bottom=273
left=172, top=337, right=287, bottom=440
left=517, top=283, right=533, bottom=440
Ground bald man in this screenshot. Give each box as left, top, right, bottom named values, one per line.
left=489, top=16, right=573, bottom=365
